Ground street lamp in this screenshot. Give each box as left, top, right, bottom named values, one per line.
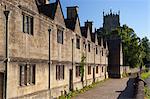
left=3, top=6, right=10, bottom=99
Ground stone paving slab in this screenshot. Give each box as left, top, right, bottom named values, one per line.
left=72, top=77, right=135, bottom=99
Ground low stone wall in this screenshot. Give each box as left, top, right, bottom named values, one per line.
left=134, top=74, right=145, bottom=99
left=135, top=80, right=144, bottom=99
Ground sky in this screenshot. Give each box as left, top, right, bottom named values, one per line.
left=50, top=0, right=150, bottom=39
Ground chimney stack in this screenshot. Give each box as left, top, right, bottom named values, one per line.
left=85, top=20, right=93, bottom=33
left=67, top=6, right=79, bottom=19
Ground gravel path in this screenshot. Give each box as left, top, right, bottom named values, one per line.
left=72, top=77, right=135, bottom=99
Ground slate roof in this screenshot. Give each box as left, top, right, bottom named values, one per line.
left=81, top=26, right=96, bottom=43
left=81, top=27, right=87, bottom=38
left=65, top=19, right=76, bottom=31
left=38, top=2, right=57, bottom=19
left=98, top=37, right=102, bottom=46
left=91, top=33, right=95, bottom=43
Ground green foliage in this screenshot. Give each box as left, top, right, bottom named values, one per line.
left=58, top=79, right=107, bottom=99
left=115, top=25, right=145, bottom=67
left=80, top=53, right=86, bottom=82
left=98, top=24, right=150, bottom=68
left=141, top=71, right=150, bottom=80
left=141, top=37, right=150, bottom=65
left=144, top=86, right=150, bottom=99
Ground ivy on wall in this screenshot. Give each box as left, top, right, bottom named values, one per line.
left=80, top=53, right=86, bottom=82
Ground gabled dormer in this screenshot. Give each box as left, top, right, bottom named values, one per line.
left=38, top=0, right=65, bottom=26
left=65, top=6, right=82, bottom=36
left=54, top=0, right=65, bottom=26
left=74, top=17, right=82, bottom=36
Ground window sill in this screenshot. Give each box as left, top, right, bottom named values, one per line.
left=56, top=79, right=65, bottom=81
left=19, top=83, right=35, bottom=88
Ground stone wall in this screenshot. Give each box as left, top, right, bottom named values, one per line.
left=7, top=62, right=49, bottom=99
left=0, top=0, right=109, bottom=98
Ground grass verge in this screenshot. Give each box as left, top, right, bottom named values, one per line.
left=144, top=86, right=150, bottom=99
left=59, top=79, right=108, bottom=99
left=141, top=70, right=150, bottom=80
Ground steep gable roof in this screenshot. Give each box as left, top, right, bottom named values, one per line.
left=81, top=26, right=92, bottom=42
left=74, top=17, right=81, bottom=35
left=91, top=33, right=95, bottom=43
left=38, top=0, right=65, bottom=22
left=81, top=27, right=87, bottom=38
left=38, top=2, right=57, bottom=19
left=65, top=6, right=81, bottom=35
left=54, top=0, right=66, bottom=26
left=65, top=19, right=76, bottom=31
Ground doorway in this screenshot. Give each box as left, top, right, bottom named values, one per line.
left=69, top=69, right=73, bottom=91
left=93, top=68, right=95, bottom=83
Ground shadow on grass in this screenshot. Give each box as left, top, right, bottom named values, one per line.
left=116, top=78, right=135, bottom=99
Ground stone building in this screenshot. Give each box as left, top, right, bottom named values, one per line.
left=0, top=0, right=108, bottom=98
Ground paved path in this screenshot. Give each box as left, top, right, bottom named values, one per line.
left=72, top=77, right=135, bottom=99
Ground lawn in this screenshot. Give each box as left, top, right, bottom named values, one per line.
left=141, top=70, right=150, bottom=99
left=141, top=70, right=150, bottom=80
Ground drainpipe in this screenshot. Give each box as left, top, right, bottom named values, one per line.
left=71, top=38, right=74, bottom=91
left=48, top=28, right=51, bottom=96
left=85, top=43, right=87, bottom=86
left=3, top=6, right=10, bottom=99
left=93, top=47, right=95, bottom=83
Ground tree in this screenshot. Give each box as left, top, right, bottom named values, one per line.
left=141, top=37, right=150, bottom=65
left=115, top=25, right=145, bottom=67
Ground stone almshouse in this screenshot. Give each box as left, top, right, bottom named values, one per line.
left=0, top=0, right=109, bottom=98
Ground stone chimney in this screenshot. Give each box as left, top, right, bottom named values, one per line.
left=85, top=20, right=93, bottom=33
left=67, top=6, right=79, bottom=19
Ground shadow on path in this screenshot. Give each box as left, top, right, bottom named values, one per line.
left=117, top=78, right=135, bottom=99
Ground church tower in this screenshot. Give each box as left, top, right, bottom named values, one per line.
left=103, top=10, right=120, bottom=33
left=101, top=10, right=123, bottom=78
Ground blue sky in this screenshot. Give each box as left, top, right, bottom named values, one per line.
left=51, top=0, right=150, bottom=39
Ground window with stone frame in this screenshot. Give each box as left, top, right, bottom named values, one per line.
left=88, top=66, right=91, bottom=75
left=88, top=42, right=90, bottom=52
left=76, top=36, right=80, bottom=49
left=83, top=41, right=86, bottom=49
left=102, top=48, right=103, bottom=56
left=96, top=45, right=98, bottom=54
left=29, top=64, right=36, bottom=84
left=76, top=66, right=81, bottom=77
left=19, top=64, right=36, bottom=86
left=22, top=13, right=34, bottom=35
left=102, top=66, right=104, bottom=73
left=57, top=29, right=63, bottom=44
left=56, top=65, right=64, bottom=80
left=96, top=66, right=98, bottom=73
